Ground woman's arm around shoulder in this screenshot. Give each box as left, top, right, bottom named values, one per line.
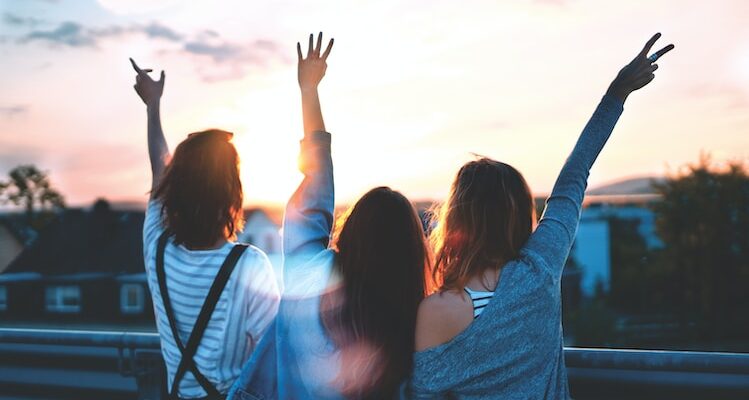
left=415, top=290, right=474, bottom=352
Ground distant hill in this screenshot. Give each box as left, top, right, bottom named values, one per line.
left=587, top=176, right=665, bottom=196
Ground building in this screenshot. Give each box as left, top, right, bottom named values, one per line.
left=571, top=199, right=664, bottom=297
left=0, top=215, right=37, bottom=274
left=0, top=200, right=153, bottom=326
left=0, top=223, right=23, bottom=275
left=238, top=207, right=284, bottom=287
left=0, top=200, right=290, bottom=327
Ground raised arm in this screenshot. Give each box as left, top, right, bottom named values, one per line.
left=130, top=58, right=169, bottom=195
left=525, top=33, right=675, bottom=277
left=283, top=33, right=336, bottom=262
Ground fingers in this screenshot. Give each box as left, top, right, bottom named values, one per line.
left=321, top=38, right=334, bottom=60
left=307, top=33, right=313, bottom=58
left=639, top=32, right=661, bottom=58
left=129, top=57, right=142, bottom=73
left=297, top=42, right=303, bottom=61
left=315, top=32, right=323, bottom=56
left=650, top=43, right=675, bottom=62
left=160, top=70, right=165, bottom=83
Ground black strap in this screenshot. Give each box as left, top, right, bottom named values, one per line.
left=156, top=232, right=248, bottom=399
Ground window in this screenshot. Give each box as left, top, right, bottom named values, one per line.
left=0, top=286, right=7, bottom=311
left=120, top=283, right=144, bottom=314
left=45, top=286, right=81, bottom=313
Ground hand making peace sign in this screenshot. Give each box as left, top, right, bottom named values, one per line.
left=607, top=33, right=675, bottom=102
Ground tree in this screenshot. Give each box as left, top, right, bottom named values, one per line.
left=0, top=165, right=65, bottom=226
left=652, top=156, right=749, bottom=344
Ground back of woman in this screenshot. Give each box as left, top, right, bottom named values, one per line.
left=130, top=59, right=280, bottom=399
left=411, top=250, right=568, bottom=397
left=230, top=33, right=431, bottom=400
left=410, top=34, right=675, bottom=399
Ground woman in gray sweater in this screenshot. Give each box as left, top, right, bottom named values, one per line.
left=410, top=33, right=674, bottom=399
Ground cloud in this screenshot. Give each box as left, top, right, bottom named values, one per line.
left=15, top=19, right=285, bottom=82
left=182, top=37, right=287, bottom=82
left=140, top=22, right=183, bottom=41
left=0, top=105, right=29, bottom=118
left=3, top=13, right=44, bottom=27
left=18, top=21, right=183, bottom=48
left=22, top=21, right=96, bottom=47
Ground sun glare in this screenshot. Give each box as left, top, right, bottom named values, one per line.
left=226, top=86, right=303, bottom=206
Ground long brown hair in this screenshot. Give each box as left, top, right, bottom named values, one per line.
left=431, top=157, right=535, bottom=291
left=321, top=187, right=432, bottom=399
left=153, top=129, right=244, bottom=249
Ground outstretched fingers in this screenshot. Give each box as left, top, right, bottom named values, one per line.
left=650, top=43, right=675, bottom=61
left=299, top=32, right=333, bottom=61
left=322, top=38, right=334, bottom=60
left=315, top=32, right=323, bottom=56
left=129, top=57, right=142, bottom=73
left=307, top=33, right=314, bottom=59
left=639, top=32, right=662, bottom=58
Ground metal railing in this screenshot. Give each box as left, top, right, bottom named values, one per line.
left=1, top=328, right=749, bottom=399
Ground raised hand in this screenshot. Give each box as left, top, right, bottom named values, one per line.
left=130, top=57, right=165, bottom=107
left=607, top=33, right=675, bottom=102
left=297, top=32, right=334, bottom=92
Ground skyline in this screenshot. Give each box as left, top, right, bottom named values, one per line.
left=1, top=0, right=748, bottom=206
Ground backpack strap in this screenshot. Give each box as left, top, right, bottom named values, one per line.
left=156, top=231, right=248, bottom=398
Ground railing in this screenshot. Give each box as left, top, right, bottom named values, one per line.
left=1, top=328, right=749, bottom=399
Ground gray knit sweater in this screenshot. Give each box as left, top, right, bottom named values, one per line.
left=407, top=95, right=624, bottom=400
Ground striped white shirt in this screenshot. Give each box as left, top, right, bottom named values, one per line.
left=143, top=200, right=280, bottom=398
left=464, top=286, right=494, bottom=319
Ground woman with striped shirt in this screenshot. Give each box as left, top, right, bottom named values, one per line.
left=130, top=58, right=280, bottom=399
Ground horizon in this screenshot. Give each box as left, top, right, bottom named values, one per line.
left=1, top=0, right=748, bottom=207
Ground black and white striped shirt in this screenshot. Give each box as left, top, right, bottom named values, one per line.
left=143, top=201, right=280, bottom=398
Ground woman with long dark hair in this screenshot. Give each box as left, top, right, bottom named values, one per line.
left=131, top=59, right=280, bottom=399
left=229, top=33, right=431, bottom=400
left=410, top=34, right=675, bottom=399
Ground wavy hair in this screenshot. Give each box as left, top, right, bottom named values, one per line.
left=153, top=129, right=244, bottom=249
left=430, top=157, right=535, bottom=291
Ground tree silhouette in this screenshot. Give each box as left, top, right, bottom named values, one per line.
left=652, top=156, right=749, bottom=344
left=0, top=165, right=65, bottom=225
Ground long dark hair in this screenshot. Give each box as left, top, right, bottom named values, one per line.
left=321, top=187, right=432, bottom=399
left=430, top=157, right=535, bottom=291
left=153, top=129, right=244, bottom=249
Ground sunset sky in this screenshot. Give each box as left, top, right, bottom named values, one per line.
left=0, top=0, right=747, bottom=207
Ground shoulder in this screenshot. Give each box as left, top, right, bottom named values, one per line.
left=236, top=245, right=281, bottom=298
left=238, top=244, right=269, bottom=263
left=415, top=289, right=474, bottom=352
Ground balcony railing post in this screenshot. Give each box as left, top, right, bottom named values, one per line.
left=133, top=349, right=167, bottom=400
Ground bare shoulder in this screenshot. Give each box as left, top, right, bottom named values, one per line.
left=415, top=289, right=474, bottom=352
